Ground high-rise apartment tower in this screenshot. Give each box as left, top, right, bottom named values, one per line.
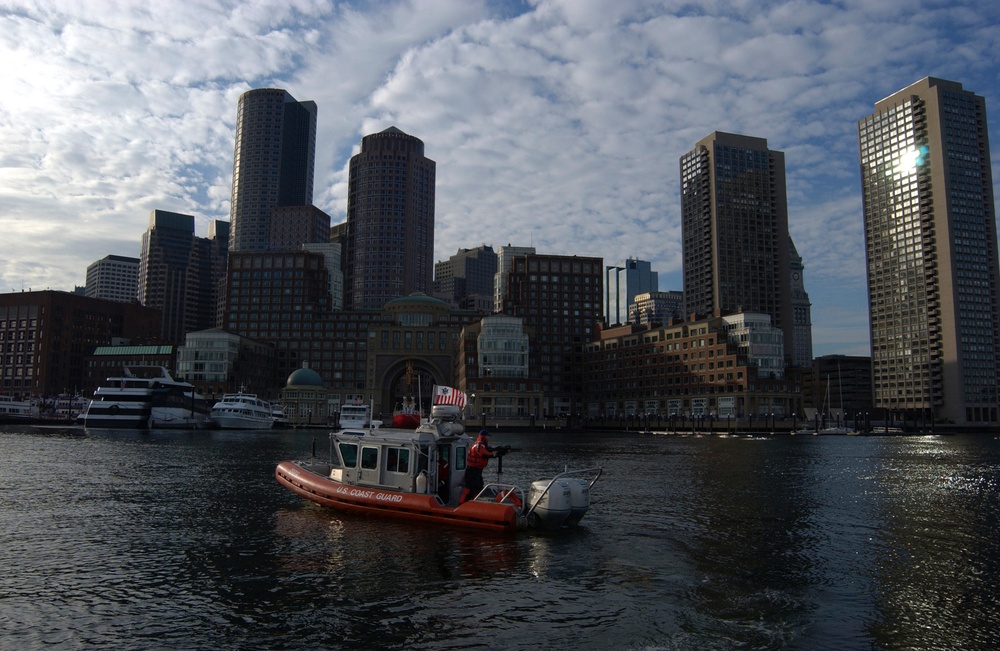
left=859, top=77, right=1000, bottom=425
left=345, top=127, right=435, bottom=310
left=229, top=88, right=317, bottom=252
left=680, top=132, right=794, bottom=364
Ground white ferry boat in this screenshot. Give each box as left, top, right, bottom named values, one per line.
left=0, top=395, right=39, bottom=420
left=210, top=390, right=275, bottom=429
left=81, top=366, right=211, bottom=429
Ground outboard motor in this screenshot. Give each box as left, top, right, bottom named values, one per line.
left=528, top=479, right=572, bottom=528
left=565, top=478, right=591, bottom=525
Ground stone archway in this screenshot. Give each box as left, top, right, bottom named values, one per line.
left=380, top=358, right=440, bottom=419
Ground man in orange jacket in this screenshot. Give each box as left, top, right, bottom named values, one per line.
left=461, top=429, right=498, bottom=503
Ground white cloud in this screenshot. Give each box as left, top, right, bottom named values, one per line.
left=0, top=0, right=998, bottom=356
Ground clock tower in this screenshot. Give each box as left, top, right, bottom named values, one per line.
left=789, top=240, right=813, bottom=368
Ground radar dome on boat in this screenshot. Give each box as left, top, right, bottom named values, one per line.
left=431, top=404, right=462, bottom=421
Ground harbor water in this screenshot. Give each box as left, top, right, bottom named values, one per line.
left=2, top=424, right=1000, bottom=650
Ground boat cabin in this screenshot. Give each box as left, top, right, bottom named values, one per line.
left=328, top=410, right=471, bottom=505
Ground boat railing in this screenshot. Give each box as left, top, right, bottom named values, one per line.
left=523, top=467, right=603, bottom=518
left=476, top=482, right=525, bottom=506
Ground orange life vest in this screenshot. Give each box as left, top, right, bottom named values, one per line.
left=467, top=438, right=493, bottom=469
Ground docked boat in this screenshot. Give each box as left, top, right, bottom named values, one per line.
left=81, top=366, right=211, bottom=429
left=391, top=397, right=421, bottom=429
left=276, top=388, right=602, bottom=534
left=53, top=394, right=89, bottom=421
left=0, top=395, right=39, bottom=420
left=209, top=390, right=275, bottom=429
left=271, top=402, right=290, bottom=429
left=818, top=425, right=858, bottom=435
left=391, top=363, right=422, bottom=429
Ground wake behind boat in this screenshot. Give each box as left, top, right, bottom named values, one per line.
left=210, top=389, right=275, bottom=429
left=81, top=366, right=211, bottom=429
left=276, top=386, right=602, bottom=533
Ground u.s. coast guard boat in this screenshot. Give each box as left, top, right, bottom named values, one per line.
left=275, top=389, right=601, bottom=534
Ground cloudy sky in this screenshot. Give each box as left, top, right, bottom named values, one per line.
left=1, top=0, right=998, bottom=356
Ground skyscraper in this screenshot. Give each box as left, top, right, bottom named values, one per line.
left=680, top=131, right=793, bottom=364
left=85, top=254, right=139, bottom=303
left=788, top=240, right=814, bottom=369
left=502, top=252, right=603, bottom=417
left=139, top=210, right=228, bottom=343
left=494, top=244, right=535, bottom=313
left=229, top=88, right=317, bottom=252
left=605, top=258, right=658, bottom=326
left=344, top=127, right=435, bottom=310
left=859, top=77, right=1000, bottom=425
left=434, top=245, right=497, bottom=311
left=628, top=290, right=683, bottom=326
left=269, top=204, right=331, bottom=250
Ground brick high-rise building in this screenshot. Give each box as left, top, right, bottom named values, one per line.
left=502, top=253, right=603, bottom=417
left=0, top=290, right=160, bottom=398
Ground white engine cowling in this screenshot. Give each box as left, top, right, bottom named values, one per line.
left=528, top=479, right=572, bottom=527
left=565, top=478, right=591, bottom=525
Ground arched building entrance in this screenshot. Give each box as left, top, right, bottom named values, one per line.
left=376, top=358, right=445, bottom=422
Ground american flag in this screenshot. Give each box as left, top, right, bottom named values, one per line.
left=433, top=385, right=467, bottom=408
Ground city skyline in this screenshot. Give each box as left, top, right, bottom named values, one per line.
left=1, top=1, right=998, bottom=358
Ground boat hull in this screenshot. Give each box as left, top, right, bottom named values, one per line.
left=81, top=402, right=151, bottom=428
left=210, top=415, right=274, bottom=430
left=391, top=413, right=421, bottom=429
left=275, top=461, right=519, bottom=533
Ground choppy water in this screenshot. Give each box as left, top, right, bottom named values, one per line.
left=2, top=425, right=999, bottom=650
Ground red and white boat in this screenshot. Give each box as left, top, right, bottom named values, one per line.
left=391, top=397, right=421, bottom=429
left=276, top=387, right=601, bottom=533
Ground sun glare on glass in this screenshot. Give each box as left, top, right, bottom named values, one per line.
left=894, top=145, right=929, bottom=176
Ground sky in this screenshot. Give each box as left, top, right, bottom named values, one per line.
left=1, top=0, right=998, bottom=357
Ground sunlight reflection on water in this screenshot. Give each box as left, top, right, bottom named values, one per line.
left=2, top=426, right=999, bottom=649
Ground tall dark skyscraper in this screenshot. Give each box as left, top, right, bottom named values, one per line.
left=345, top=127, right=435, bottom=310
left=680, top=131, right=794, bottom=364
left=859, top=77, right=1000, bottom=425
left=433, top=245, right=497, bottom=311
left=229, top=88, right=317, bottom=252
left=139, top=210, right=228, bottom=343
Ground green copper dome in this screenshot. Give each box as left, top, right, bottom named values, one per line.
left=286, top=367, right=323, bottom=387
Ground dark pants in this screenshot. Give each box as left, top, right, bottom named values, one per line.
left=464, top=466, right=484, bottom=501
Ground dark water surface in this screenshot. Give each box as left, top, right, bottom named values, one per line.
left=2, top=425, right=1000, bottom=650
